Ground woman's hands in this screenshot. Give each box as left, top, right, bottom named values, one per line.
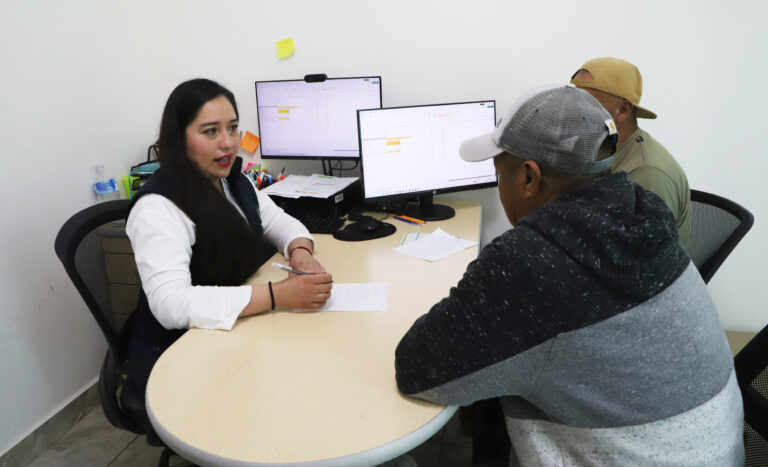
left=241, top=270, right=332, bottom=318
left=273, top=273, right=333, bottom=310
left=240, top=239, right=331, bottom=318
left=287, top=239, right=325, bottom=274
left=281, top=240, right=331, bottom=309
left=289, top=248, right=326, bottom=275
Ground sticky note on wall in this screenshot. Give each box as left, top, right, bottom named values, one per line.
left=240, top=131, right=260, bottom=154
left=276, top=37, right=295, bottom=59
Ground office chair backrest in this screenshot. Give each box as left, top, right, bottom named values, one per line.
left=734, top=324, right=768, bottom=466
left=55, top=200, right=176, bottom=465
left=688, top=189, right=753, bottom=283
left=54, top=200, right=134, bottom=363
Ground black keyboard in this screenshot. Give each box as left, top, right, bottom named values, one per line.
left=294, top=212, right=345, bottom=234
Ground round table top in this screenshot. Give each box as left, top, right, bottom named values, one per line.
left=146, top=201, right=482, bottom=465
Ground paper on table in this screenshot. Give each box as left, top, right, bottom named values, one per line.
left=398, top=232, right=424, bottom=246
left=262, top=174, right=358, bottom=199
left=293, top=283, right=388, bottom=312
left=392, top=228, right=478, bottom=261
left=259, top=175, right=308, bottom=198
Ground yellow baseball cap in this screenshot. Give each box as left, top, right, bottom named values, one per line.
left=570, top=57, right=657, bottom=119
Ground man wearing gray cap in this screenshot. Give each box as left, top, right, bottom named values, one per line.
left=394, top=85, right=742, bottom=466
left=571, top=57, right=691, bottom=251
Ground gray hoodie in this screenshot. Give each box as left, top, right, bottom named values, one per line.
left=395, top=172, right=743, bottom=466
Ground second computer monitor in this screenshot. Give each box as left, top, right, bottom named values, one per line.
left=255, top=76, right=382, bottom=160
left=358, top=100, right=497, bottom=220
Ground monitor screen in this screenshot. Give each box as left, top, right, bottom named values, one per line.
left=357, top=101, right=497, bottom=220
left=255, top=76, right=382, bottom=160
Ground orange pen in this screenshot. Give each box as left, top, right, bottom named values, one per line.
left=397, top=214, right=425, bottom=224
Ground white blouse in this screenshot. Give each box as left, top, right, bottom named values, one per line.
left=126, top=178, right=313, bottom=331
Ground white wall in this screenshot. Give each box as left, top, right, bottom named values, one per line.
left=2, top=0, right=766, bottom=455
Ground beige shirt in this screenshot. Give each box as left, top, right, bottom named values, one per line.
left=612, top=128, right=691, bottom=252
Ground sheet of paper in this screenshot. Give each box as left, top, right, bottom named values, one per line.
left=240, top=131, right=260, bottom=153
left=392, top=228, right=478, bottom=261
left=293, top=283, right=388, bottom=312
left=276, top=37, right=295, bottom=59
left=398, top=232, right=424, bottom=246
left=261, top=174, right=358, bottom=199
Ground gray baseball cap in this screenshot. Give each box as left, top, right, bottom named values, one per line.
left=460, top=84, right=618, bottom=175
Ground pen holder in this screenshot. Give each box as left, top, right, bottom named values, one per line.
left=247, top=169, right=282, bottom=190
left=244, top=165, right=287, bottom=190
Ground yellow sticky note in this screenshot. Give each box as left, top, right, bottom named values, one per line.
left=276, top=37, right=295, bottom=59
left=240, top=131, right=260, bottom=154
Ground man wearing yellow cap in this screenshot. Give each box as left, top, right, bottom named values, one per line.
left=571, top=57, right=691, bottom=251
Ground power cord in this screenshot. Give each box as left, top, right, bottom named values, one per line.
left=322, top=159, right=359, bottom=177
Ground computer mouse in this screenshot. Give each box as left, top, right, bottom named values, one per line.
left=360, top=220, right=381, bottom=232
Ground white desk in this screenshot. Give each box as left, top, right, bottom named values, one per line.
left=146, top=201, right=482, bottom=466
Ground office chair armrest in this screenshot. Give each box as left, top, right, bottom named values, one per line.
left=735, top=325, right=768, bottom=383
left=742, top=386, right=768, bottom=440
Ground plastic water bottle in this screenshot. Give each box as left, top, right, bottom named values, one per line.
left=92, top=164, right=121, bottom=203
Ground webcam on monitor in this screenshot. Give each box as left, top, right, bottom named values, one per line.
left=304, top=73, right=327, bottom=82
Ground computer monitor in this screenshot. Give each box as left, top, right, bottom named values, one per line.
left=357, top=100, right=497, bottom=221
left=255, top=76, right=382, bottom=160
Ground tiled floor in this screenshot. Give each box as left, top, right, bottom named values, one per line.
left=26, top=408, right=185, bottom=467
left=26, top=406, right=472, bottom=467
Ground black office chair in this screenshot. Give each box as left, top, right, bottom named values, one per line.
left=688, top=189, right=754, bottom=283
left=734, top=324, right=768, bottom=466
left=54, top=200, right=173, bottom=467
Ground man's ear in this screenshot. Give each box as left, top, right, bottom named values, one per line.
left=613, top=100, right=634, bottom=125
left=520, top=161, right=542, bottom=199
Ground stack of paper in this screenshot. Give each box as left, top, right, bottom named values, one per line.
left=262, top=174, right=358, bottom=199
left=393, top=228, right=478, bottom=261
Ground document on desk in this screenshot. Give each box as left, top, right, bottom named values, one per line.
left=293, top=283, right=388, bottom=312
left=392, top=228, right=478, bottom=262
left=261, top=174, right=358, bottom=199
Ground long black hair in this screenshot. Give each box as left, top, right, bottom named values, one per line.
left=155, top=78, right=262, bottom=286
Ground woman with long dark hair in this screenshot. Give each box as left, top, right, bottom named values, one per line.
left=124, top=78, right=332, bottom=368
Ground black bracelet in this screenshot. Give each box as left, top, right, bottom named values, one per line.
left=268, top=281, right=275, bottom=310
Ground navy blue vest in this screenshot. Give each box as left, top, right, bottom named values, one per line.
left=124, top=157, right=270, bottom=363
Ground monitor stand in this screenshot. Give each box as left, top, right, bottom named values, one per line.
left=404, top=195, right=455, bottom=221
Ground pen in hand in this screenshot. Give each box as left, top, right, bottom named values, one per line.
left=271, top=262, right=333, bottom=282
left=271, top=262, right=309, bottom=275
